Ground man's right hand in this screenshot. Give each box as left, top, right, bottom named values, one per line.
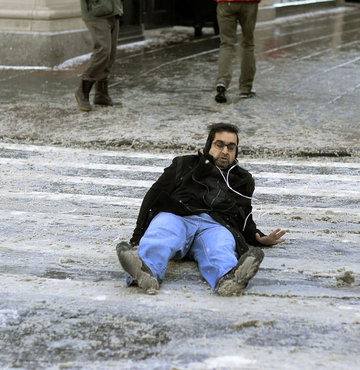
left=256, top=229, right=287, bottom=246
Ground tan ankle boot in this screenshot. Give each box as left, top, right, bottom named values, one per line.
left=75, top=80, right=94, bottom=111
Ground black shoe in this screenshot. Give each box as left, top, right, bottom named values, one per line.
left=215, top=85, right=227, bottom=103
left=215, top=248, right=264, bottom=296
left=239, top=91, right=256, bottom=99
left=194, top=25, right=203, bottom=37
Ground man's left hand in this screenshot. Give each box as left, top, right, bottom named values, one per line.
left=256, top=229, right=287, bottom=246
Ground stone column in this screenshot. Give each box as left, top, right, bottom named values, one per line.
left=0, top=0, right=91, bottom=67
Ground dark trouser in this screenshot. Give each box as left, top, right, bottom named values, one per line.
left=82, top=16, right=119, bottom=82
left=216, top=2, right=258, bottom=93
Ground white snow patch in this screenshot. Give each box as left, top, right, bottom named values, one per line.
left=0, top=65, right=50, bottom=71
left=190, top=355, right=257, bottom=369
left=275, top=0, right=337, bottom=8
left=55, top=53, right=92, bottom=70
left=0, top=309, right=19, bottom=326
left=0, top=39, right=157, bottom=71
left=338, top=305, right=357, bottom=311
left=93, top=295, right=107, bottom=301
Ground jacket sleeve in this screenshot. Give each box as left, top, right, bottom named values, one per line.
left=129, top=157, right=179, bottom=246
left=241, top=176, right=265, bottom=247
left=242, top=212, right=265, bottom=247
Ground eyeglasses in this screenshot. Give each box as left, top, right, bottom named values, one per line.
left=213, top=140, right=237, bottom=152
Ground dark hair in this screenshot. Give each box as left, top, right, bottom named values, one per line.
left=204, top=123, right=239, bottom=154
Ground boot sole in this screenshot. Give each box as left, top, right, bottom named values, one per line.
left=216, top=249, right=264, bottom=296
left=94, top=102, right=122, bottom=107
left=216, top=279, right=245, bottom=296
left=75, top=96, right=92, bottom=111
left=118, top=251, right=159, bottom=292
left=239, top=92, right=256, bottom=99
left=234, top=251, right=263, bottom=289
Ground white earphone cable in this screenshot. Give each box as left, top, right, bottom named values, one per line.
left=215, top=160, right=258, bottom=231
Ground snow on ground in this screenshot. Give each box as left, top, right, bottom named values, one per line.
left=0, top=143, right=359, bottom=369
left=0, top=7, right=359, bottom=369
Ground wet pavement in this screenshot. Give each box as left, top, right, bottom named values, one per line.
left=0, top=6, right=359, bottom=156
left=0, top=142, right=359, bottom=369
left=0, top=5, right=360, bottom=370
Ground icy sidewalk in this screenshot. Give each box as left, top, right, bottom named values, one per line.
left=0, top=142, right=359, bottom=369
left=0, top=6, right=359, bottom=156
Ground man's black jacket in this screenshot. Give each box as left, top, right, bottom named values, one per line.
left=130, top=151, right=265, bottom=256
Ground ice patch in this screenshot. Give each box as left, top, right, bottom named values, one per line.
left=338, top=305, right=360, bottom=319
left=338, top=305, right=356, bottom=311
left=93, top=295, right=107, bottom=301
left=190, top=355, right=257, bottom=369
left=0, top=65, right=50, bottom=71
left=55, top=53, right=91, bottom=70
left=207, top=355, right=256, bottom=366
left=0, top=309, right=18, bottom=326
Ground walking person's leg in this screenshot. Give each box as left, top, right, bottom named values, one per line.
left=94, top=16, right=120, bottom=106
left=75, top=18, right=112, bottom=110
left=105, top=16, right=119, bottom=76
left=238, top=2, right=258, bottom=97
left=215, top=2, right=238, bottom=103
left=82, top=18, right=113, bottom=81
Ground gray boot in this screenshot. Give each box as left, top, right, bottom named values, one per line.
left=215, top=248, right=264, bottom=296
left=94, top=79, right=113, bottom=106
left=75, top=79, right=94, bottom=111
left=117, top=249, right=159, bottom=293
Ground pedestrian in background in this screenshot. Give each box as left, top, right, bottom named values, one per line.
left=215, top=0, right=259, bottom=103
left=75, top=0, right=123, bottom=111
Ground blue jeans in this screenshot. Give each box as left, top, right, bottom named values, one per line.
left=128, top=212, right=238, bottom=290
